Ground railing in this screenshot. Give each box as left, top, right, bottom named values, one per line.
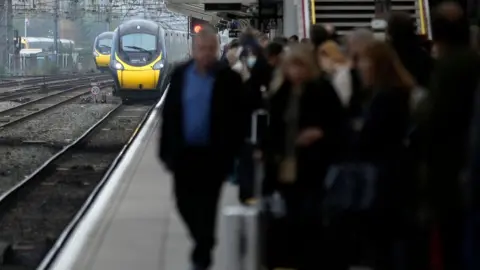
left=423, top=0, right=433, bottom=39
left=310, top=0, right=316, bottom=25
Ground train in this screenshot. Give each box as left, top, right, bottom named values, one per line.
left=109, top=19, right=190, bottom=104
left=20, top=37, right=75, bottom=54
left=93, top=32, right=114, bottom=71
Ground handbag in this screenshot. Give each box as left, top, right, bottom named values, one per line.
left=322, top=162, right=378, bottom=218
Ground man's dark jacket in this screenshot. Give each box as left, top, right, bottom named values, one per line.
left=159, top=60, right=245, bottom=175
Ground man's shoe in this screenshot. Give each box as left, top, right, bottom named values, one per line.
left=190, top=264, right=208, bottom=270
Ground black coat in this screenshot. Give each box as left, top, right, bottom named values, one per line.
left=263, top=76, right=348, bottom=194
left=159, top=60, right=246, bottom=175
left=356, top=88, right=411, bottom=213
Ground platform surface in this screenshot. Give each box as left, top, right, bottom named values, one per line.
left=66, top=121, right=237, bottom=270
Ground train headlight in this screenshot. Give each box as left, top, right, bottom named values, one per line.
left=153, top=60, right=164, bottom=70
left=93, top=51, right=99, bottom=57
left=112, top=60, right=124, bottom=70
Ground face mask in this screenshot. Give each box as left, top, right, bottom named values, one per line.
left=246, top=56, right=257, bottom=68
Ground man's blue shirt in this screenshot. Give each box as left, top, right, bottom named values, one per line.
left=182, top=63, right=214, bottom=146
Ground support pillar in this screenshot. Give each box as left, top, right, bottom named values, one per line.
left=0, top=0, right=6, bottom=69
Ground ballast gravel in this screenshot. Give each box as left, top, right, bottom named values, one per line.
left=0, top=101, right=22, bottom=112
left=0, top=145, right=59, bottom=195
left=0, top=103, right=118, bottom=144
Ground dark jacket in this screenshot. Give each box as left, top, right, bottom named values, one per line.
left=422, top=48, right=480, bottom=213
left=159, top=60, right=246, bottom=174
left=357, top=87, right=412, bottom=215
left=263, top=76, right=348, bottom=194
left=392, top=42, right=434, bottom=89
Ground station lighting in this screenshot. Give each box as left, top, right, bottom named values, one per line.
left=190, top=17, right=209, bottom=35
left=193, top=24, right=202, bottom=33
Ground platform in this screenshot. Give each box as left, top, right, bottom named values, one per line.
left=49, top=108, right=239, bottom=270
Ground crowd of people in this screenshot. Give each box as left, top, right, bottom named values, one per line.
left=159, top=2, right=480, bottom=270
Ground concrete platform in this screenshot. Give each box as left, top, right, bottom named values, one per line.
left=49, top=115, right=238, bottom=270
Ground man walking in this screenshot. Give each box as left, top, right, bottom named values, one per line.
left=159, top=27, right=245, bottom=270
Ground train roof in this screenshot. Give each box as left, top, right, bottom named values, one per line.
left=118, top=19, right=159, bottom=31
left=22, top=37, right=75, bottom=44
left=96, top=32, right=114, bottom=39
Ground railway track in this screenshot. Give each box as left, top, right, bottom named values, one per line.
left=0, top=81, right=113, bottom=129
left=0, top=102, right=155, bottom=268
left=0, top=74, right=111, bottom=101
left=0, top=73, right=107, bottom=88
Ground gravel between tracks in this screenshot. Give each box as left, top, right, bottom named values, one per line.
left=0, top=103, right=119, bottom=144
left=85, top=105, right=152, bottom=148
left=0, top=145, right=59, bottom=195
left=0, top=101, right=22, bottom=112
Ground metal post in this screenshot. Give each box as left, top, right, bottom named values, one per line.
left=54, top=0, right=59, bottom=60
left=7, top=0, right=12, bottom=57
left=0, top=0, right=6, bottom=68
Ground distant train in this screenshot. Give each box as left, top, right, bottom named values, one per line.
left=19, top=37, right=75, bottom=54
left=109, top=19, right=190, bottom=104
left=93, top=32, right=113, bottom=71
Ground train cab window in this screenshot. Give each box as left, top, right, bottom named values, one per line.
left=120, top=33, right=157, bottom=52
left=96, top=37, right=112, bottom=54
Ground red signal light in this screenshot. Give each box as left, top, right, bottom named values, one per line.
left=193, top=25, right=202, bottom=33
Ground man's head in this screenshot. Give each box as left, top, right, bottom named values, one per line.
left=347, top=28, right=374, bottom=59
left=310, top=24, right=329, bottom=49
left=289, top=35, right=299, bottom=43
left=265, top=42, right=284, bottom=67
left=193, top=26, right=219, bottom=69
left=387, top=11, right=417, bottom=44
left=431, top=1, right=470, bottom=50
left=259, top=35, right=270, bottom=48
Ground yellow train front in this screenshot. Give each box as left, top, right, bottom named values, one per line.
left=109, top=20, right=168, bottom=103
left=93, top=31, right=113, bottom=72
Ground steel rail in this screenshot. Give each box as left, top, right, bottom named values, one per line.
left=0, top=75, right=111, bottom=102
left=0, top=81, right=113, bottom=129
left=0, top=73, right=108, bottom=88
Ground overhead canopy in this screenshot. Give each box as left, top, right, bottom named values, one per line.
left=166, top=0, right=256, bottom=23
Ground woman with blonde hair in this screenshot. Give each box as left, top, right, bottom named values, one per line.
left=318, top=40, right=353, bottom=107
left=263, top=43, right=347, bottom=269
left=356, top=40, right=415, bottom=269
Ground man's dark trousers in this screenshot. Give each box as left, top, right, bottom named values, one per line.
left=173, top=147, right=224, bottom=269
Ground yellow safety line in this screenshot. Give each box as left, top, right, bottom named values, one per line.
left=418, top=0, right=426, bottom=35
left=310, top=0, right=316, bottom=25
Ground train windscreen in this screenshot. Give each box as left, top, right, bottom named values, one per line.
left=96, top=38, right=112, bottom=54
left=120, top=33, right=157, bottom=52
left=118, top=33, right=159, bottom=65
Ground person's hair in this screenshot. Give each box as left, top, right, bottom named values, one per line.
left=289, top=35, right=299, bottom=42
left=361, top=41, right=415, bottom=90
left=387, top=12, right=417, bottom=42
left=348, top=28, right=374, bottom=49
left=273, top=37, right=288, bottom=46
left=319, top=40, right=348, bottom=64
left=259, top=34, right=269, bottom=42
left=310, top=24, right=329, bottom=48
left=229, top=38, right=240, bottom=49
left=266, top=42, right=284, bottom=58
left=431, top=1, right=470, bottom=47
left=281, top=43, right=320, bottom=80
